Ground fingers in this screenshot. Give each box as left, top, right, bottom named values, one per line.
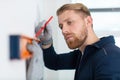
left=46, top=23, right=52, bottom=34
left=35, top=20, right=46, bottom=33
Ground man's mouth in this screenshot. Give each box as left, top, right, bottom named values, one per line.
left=65, top=35, right=73, bottom=41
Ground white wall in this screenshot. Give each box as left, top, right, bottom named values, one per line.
left=0, top=0, right=73, bottom=80
left=0, top=0, right=37, bottom=80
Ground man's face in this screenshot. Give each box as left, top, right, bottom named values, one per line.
left=58, top=10, right=88, bottom=49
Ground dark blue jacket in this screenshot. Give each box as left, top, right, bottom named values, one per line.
left=43, top=36, right=120, bottom=80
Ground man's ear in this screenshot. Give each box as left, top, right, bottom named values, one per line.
left=85, top=16, right=93, bottom=27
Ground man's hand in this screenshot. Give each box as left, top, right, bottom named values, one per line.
left=35, top=20, right=53, bottom=46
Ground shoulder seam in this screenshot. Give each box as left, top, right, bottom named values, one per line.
left=102, top=48, right=108, bottom=55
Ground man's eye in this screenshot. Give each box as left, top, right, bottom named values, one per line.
left=67, top=21, right=72, bottom=25
left=59, top=24, right=63, bottom=29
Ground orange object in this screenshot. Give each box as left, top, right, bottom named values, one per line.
left=9, top=35, right=40, bottom=60
left=20, top=36, right=31, bottom=59
left=10, top=16, right=53, bottom=60
left=20, top=35, right=40, bottom=59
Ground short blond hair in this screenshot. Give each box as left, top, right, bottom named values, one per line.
left=56, top=3, right=91, bottom=17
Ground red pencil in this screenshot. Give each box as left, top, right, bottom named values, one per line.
left=35, top=16, right=53, bottom=38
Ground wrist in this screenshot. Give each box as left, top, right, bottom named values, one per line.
left=41, top=43, right=52, bottom=49
left=41, top=37, right=53, bottom=45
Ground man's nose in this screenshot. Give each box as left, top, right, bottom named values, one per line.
left=62, top=25, right=69, bottom=34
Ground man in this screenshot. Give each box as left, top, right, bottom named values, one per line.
left=27, top=3, right=120, bottom=80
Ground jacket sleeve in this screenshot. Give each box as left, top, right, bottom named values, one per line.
left=42, top=45, right=81, bottom=70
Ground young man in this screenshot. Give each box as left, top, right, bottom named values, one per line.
left=27, top=3, right=120, bottom=80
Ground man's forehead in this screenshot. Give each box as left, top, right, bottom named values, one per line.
left=58, top=10, right=76, bottom=22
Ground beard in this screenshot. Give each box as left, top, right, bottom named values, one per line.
left=65, top=33, right=87, bottom=49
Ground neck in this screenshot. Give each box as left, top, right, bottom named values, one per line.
left=79, top=30, right=99, bottom=53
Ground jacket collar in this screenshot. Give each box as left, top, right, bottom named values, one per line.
left=82, top=35, right=115, bottom=58
left=92, top=35, right=115, bottom=49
